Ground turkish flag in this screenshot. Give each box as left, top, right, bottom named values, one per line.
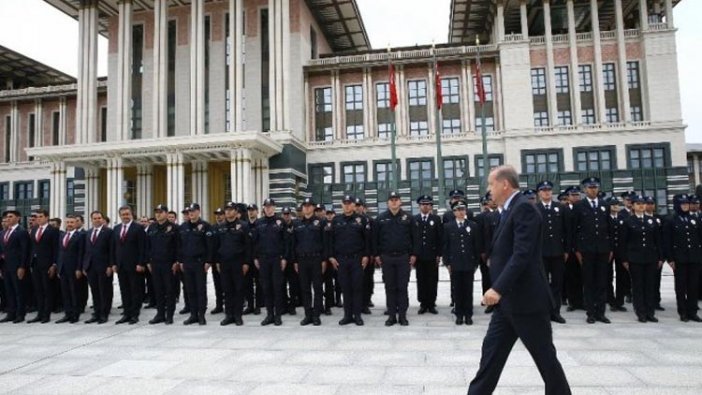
left=474, top=62, right=486, bottom=105
left=389, top=63, right=398, bottom=111
left=435, top=62, right=443, bottom=110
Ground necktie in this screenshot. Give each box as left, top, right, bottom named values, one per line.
left=91, top=229, right=98, bottom=244
left=423, top=215, right=427, bottom=223
left=545, top=204, right=550, bottom=211
left=120, top=225, right=128, bottom=241
left=458, top=222, right=463, bottom=228
left=63, top=232, right=70, bottom=248
left=3, top=228, right=11, bottom=243
left=36, top=226, right=44, bottom=242
left=591, top=200, right=596, bottom=209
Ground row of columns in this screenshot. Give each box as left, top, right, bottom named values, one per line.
left=76, top=0, right=99, bottom=144
left=190, top=0, right=206, bottom=136
left=49, top=162, right=67, bottom=221
left=268, top=0, right=291, bottom=131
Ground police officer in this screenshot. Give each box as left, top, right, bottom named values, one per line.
left=243, top=204, right=262, bottom=315
left=663, top=194, right=702, bottom=322
left=178, top=203, right=214, bottom=325
left=146, top=204, right=180, bottom=325
left=210, top=208, right=225, bottom=315
left=564, top=186, right=584, bottom=312
left=536, top=181, right=568, bottom=324
left=413, top=195, right=442, bottom=315
left=281, top=206, right=300, bottom=315
left=328, top=195, right=370, bottom=326
left=573, top=177, right=612, bottom=324
left=620, top=194, right=662, bottom=323
left=443, top=190, right=465, bottom=224
left=355, top=198, right=375, bottom=314
left=212, top=202, right=252, bottom=326
left=476, top=193, right=499, bottom=313
left=374, top=191, right=417, bottom=326
left=645, top=196, right=665, bottom=311
left=523, top=189, right=537, bottom=204
left=606, top=197, right=629, bottom=312
left=252, top=198, right=291, bottom=326
left=316, top=203, right=335, bottom=315
left=619, top=192, right=634, bottom=218
left=443, top=199, right=482, bottom=325
left=292, top=197, right=327, bottom=326
left=177, top=206, right=191, bottom=315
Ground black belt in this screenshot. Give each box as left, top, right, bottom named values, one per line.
left=384, top=252, right=408, bottom=257
left=336, top=253, right=362, bottom=258
left=297, top=252, right=322, bottom=258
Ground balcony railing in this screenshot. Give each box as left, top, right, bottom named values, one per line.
left=648, top=22, right=669, bottom=31
left=307, top=44, right=499, bottom=67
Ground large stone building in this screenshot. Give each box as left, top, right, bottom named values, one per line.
left=0, top=0, right=689, bottom=225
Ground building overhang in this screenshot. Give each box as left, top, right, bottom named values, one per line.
left=26, top=131, right=284, bottom=167
left=0, top=44, right=76, bottom=90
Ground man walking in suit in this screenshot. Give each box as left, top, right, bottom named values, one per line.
left=56, top=215, right=85, bottom=323
left=468, top=165, right=570, bottom=395
left=83, top=211, right=114, bottom=324
left=0, top=210, right=30, bottom=323
left=112, top=206, right=147, bottom=325
left=28, top=209, right=60, bottom=323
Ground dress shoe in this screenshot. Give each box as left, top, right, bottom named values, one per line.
left=551, top=314, right=566, bottom=324
left=242, top=307, right=254, bottom=315
left=234, top=317, right=244, bottom=326
left=596, top=315, right=611, bottom=324
left=13, top=316, right=25, bottom=324
left=449, top=301, right=454, bottom=307
left=355, top=317, right=364, bottom=326
left=40, top=317, right=51, bottom=324
left=129, top=317, right=139, bottom=325
left=385, top=316, right=397, bottom=326
left=211, top=306, right=224, bottom=315
left=312, top=317, right=322, bottom=326
left=165, top=317, right=174, bottom=325
left=149, top=316, right=165, bottom=325
left=361, top=307, right=371, bottom=315
left=646, top=316, right=658, bottom=323
left=85, top=316, right=99, bottom=324
left=69, top=316, right=80, bottom=324
left=338, top=316, right=354, bottom=325
left=179, top=307, right=191, bottom=315
left=637, top=316, right=647, bottom=323
left=610, top=305, right=627, bottom=312
left=464, top=317, right=473, bottom=325
left=655, top=305, right=665, bottom=311
left=144, top=304, right=156, bottom=310
left=115, top=316, right=130, bottom=325
left=455, top=317, right=464, bottom=325
left=566, top=306, right=577, bottom=312
left=198, top=316, right=207, bottom=325
left=253, top=307, right=261, bottom=315
left=368, top=302, right=374, bottom=307
left=335, top=301, right=343, bottom=308
left=625, top=295, right=632, bottom=303
left=183, top=316, right=198, bottom=325
left=680, top=315, right=690, bottom=322
left=220, top=316, right=235, bottom=326
left=324, top=307, right=332, bottom=316
left=261, top=316, right=274, bottom=326
left=287, top=306, right=297, bottom=316
left=484, top=305, right=494, bottom=314
left=689, top=315, right=702, bottom=322
left=300, top=316, right=313, bottom=326
left=418, top=307, right=427, bottom=315
left=0, top=315, right=15, bottom=323
left=586, top=316, right=596, bottom=324
left=97, top=317, right=108, bottom=324
left=274, top=316, right=282, bottom=326
left=384, top=310, right=389, bottom=315
left=27, top=315, right=42, bottom=324
left=428, top=307, right=438, bottom=314
left=398, top=316, right=409, bottom=326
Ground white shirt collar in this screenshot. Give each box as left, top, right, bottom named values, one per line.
left=503, top=191, right=520, bottom=211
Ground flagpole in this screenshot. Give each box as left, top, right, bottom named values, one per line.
left=388, top=46, right=399, bottom=192
left=477, top=37, right=489, bottom=195
left=433, top=44, right=446, bottom=210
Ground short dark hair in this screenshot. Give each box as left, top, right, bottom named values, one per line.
left=75, top=214, right=85, bottom=223
left=90, top=210, right=104, bottom=219
left=34, top=209, right=49, bottom=217
left=118, top=206, right=133, bottom=215
left=167, top=211, right=177, bottom=216
left=50, top=217, right=62, bottom=226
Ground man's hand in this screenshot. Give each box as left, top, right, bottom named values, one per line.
left=361, top=257, right=369, bottom=269
left=436, top=256, right=441, bottom=267
left=446, top=264, right=452, bottom=275
left=48, top=264, right=57, bottom=279
left=242, top=264, right=249, bottom=275
left=564, top=253, right=569, bottom=262
left=254, top=259, right=260, bottom=270
left=374, top=256, right=382, bottom=267
left=172, top=263, right=179, bottom=274
left=136, top=265, right=145, bottom=273
left=657, top=261, right=663, bottom=269
left=16, top=267, right=25, bottom=280
left=575, top=252, right=583, bottom=265
left=75, top=270, right=83, bottom=280
left=280, top=259, right=287, bottom=271
left=482, top=288, right=502, bottom=306
left=329, top=258, right=339, bottom=270
left=216, top=263, right=221, bottom=273
left=179, top=263, right=184, bottom=272
left=608, top=252, right=614, bottom=262
left=668, top=261, right=675, bottom=271
left=321, top=260, right=328, bottom=274
left=294, top=263, right=299, bottom=273
left=622, top=261, right=629, bottom=271
left=147, top=264, right=153, bottom=273
left=409, top=255, right=417, bottom=267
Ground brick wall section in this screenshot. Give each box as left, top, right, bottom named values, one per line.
left=41, top=99, right=60, bottom=146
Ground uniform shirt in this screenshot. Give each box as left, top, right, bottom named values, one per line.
left=252, top=215, right=291, bottom=260
left=374, top=209, right=417, bottom=256
left=663, top=214, right=702, bottom=264
left=537, top=200, right=569, bottom=257
left=619, top=214, right=661, bottom=264
left=413, top=212, right=443, bottom=260
left=573, top=197, right=611, bottom=254
left=328, top=213, right=370, bottom=258
left=147, top=221, right=180, bottom=266
left=291, top=216, right=327, bottom=260
left=442, top=218, right=483, bottom=272
left=212, top=218, right=252, bottom=264
left=178, top=219, right=214, bottom=265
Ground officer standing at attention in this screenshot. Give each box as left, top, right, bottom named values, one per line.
left=212, top=202, right=252, bottom=327
left=535, top=181, right=568, bottom=324
left=146, top=204, right=180, bottom=325
left=606, top=197, right=629, bottom=312
left=443, top=190, right=465, bottom=224
left=355, top=198, right=376, bottom=314
left=328, top=195, right=370, bottom=326
left=644, top=196, right=665, bottom=311
left=178, top=203, right=214, bottom=326
left=252, top=198, right=291, bottom=326
left=243, top=204, right=262, bottom=316
left=619, top=194, right=662, bottom=323
left=374, top=191, right=417, bottom=326
left=413, top=195, right=442, bottom=315
left=210, top=208, right=225, bottom=315
left=281, top=206, right=301, bottom=316
left=292, top=197, right=327, bottom=326
left=443, top=199, right=482, bottom=325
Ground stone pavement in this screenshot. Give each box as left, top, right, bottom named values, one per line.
left=0, top=266, right=700, bottom=395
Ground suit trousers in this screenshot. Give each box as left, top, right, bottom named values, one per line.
left=415, top=258, right=438, bottom=308
left=244, top=264, right=263, bottom=309
left=298, top=256, right=323, bottom=318
left=59, top=272, right=79, bottom=317
left=182, top=263, right=208, bottom=317
left=212, top=266, right=224, bottom=309
left=87, top=268, right=112, bottom=319
left=581, top=252, right=609, bottom=318
left=468, top=307, right=571, bottom=395
left=543, top=256, right=565, bottom=315
left=117, top=268, right=145, bottom=319
left=337, top=256, right=363, bottom=318
left=151, top=264, right=176, bottom=318
left=673, top=262, right=700, bottom=318
left=31, top=264, right=53, bottom=319
left=258, top=256, right=285, bottom=317
left=451, top=269, right=474, bottom=318
left=629, top=262, right=658, bottom=319
left=381, top=254, right=411, bottom=317
left=362, top=262, right=375, bottom=307
left=2, top=266, right=25, bottom=317
left=564, top=254, right=583, bottom=308
left=220, top=261, right=245, bottom=318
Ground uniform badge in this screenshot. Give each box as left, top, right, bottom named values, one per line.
left=236, top=224, right=242, bottom=230
left=600, top=206, right=606, bottom=212
left=554, top=207, right=559, bottom=213
left=276, top=220, right=282, bottom=226
left=197, top=224, right=203, bottom=231
left=402, top=214, right=407, bottom=221
left=429, top=220, right=434, bottom=226
left=356, top=217, right=362, bottom=224
left=466, top=226, right=471, bottom=233
left=619, top=220, right=623, bottom=225
left=313, top=220, right=319, bottom=226
left=656, top=218, right=661, bottom=224
left=647, top=219, right=653, bottom=225
left=166, top=226, right=172, bottom=233
left=692, top=219, right=697, bottom=225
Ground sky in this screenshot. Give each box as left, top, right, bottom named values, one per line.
left=0, top=0, right=699, bottom=143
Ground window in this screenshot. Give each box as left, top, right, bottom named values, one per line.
left=52, top=111, right=60, bottom=146
left=342, top=163, right=366, bottom=184
left=555, top=66, right=569, bottom=94
left=100, top=107, right=107, bottom=142
left=4, top=115, right=10, bottom=162
left=376, top=83, right=390, bottom=108
left=441, top=77, right=460, bottom=104
left=557, top=110, right=572, bottom=126
left=309, top=164, right=333, bottom=185
left=375, top=161, right=399, bottom=186
left=131, top=24, right=144, bottom=139
left=315, top=87, right=332, bottom=112
left=443, top=157, right=467, bottom=180
left=581, top=108, right=596, bottom=125
left=408, top=80, right=427, bottom=106
left=523, top=151, right=561, bottom=174
left=167, top=19, right=177, bottom=136
left=603, top=63, right=616, bottom=91
left=14, top=181, right=33, bottom=200
left=629, top=145, right=668, bottom=169
left=442, top=118, right=461, bottom=135
left=475, top=75, right=493, bottom=101
left=408, top=159, right=433, bottom=187
left=28, top=113, right=35, bottom=149
left=409, top=121, right=428, bottom=137
left=476, top=116, right=495, bottom=132
left=631, top=106, right=643, bottom=122
left=627, top=61, right=640, bottom=89
left=579, top=65, right=593, bottom=92
left=534, top=111, right=549, bottom=127
left=346, top=125, right=364, bottom=141
left=0, top=183, right=8, bottom=201
left=314, top=87, right=333, bottom=141
left=476, top=155, right=503, bottom=178
left=38, top=180, right=50, bottom=200
left=575, top=147, right=615, bottom=171
left=605, top=107, right=619, bottom=123
left=378, top=123, right=392, bottom=139
left=531, top=68, right=546, bottom=95
left=345, top=85, right=363, bottom=111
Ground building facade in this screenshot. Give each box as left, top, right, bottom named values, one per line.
left=0, top=0, right=690, bottom=225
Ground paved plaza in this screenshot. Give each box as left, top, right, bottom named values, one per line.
left=0, top=266, right=700, bottom=395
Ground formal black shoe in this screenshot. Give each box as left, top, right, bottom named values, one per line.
left=355, top=317, right=364, bottom=326
left=116, top=316, right=130, bottom=325
left=324, top=308, right=332, bottom=316
left=637, top=316, right=647, bottom=323
left=0, top=315, right=15, bottom=323
left=418, top=307, right=427, bottom=315
left=655, top=305, right=665, bottom=311
left=586, top=316, right=596, bottom=324
left=234, top=316, right=244, bottom=326
left=339, top=316, right=354, bottom=325
left=179, top=308, right=191, bottom=315
left=398, top=316, right=409, bottom=326
left=625, top=296, right=632, bottom=303
left=361, top=307, right=371, bottom=315
left=220, top=316, right=235, bottom=326
left=85, top=316, right=99, bottom=324
left=596, top=316, right=611, bottom=324
left=300, top=316, right=313, bottom=326
left=261, top=316, right=274, bottom=326
left=450, top=307, right=455, bottom=314
left=335, top=301, right=343, bottom=308
left=287, top=306, right=297, bottom=316
left=253, top=307, right=261, bottom=315
left=610, top=305, right=627, bottom=312
left=198, top=316, right=207, bottom=325
left=368, top=302, right=375, bottom=307
left=455, top=317, right=464, bottom=325
left=385, top=316, right=397, bottom=326
left=211, top=306, right=224, bottom=315
left=13, top=316, right=25, bottom=324
left=165, top=317, right=174, bottom=325
left=144, top=304, right=156, bottom=310
left=69, top=316, right=80, bottom=324
left=27, top=315, right=42, bottom=324
left=680, top=315, right=690, bottom=322
left=689, top=315, right=702, bottom=322
left=97, top=317, right=108, bottom=324
left=183, top=316, right=198, bottom=325
left=646, top=316, right=658, bottom=323
left=384, top=310, right=389, bottom=315
left=484, top=305, right=494, bottom=314
left=428, top=306, right=438, bottom=314
left=149, top=316, right=165, bottom=325
left=450, top=301, right=455, bottom=307
left=551, top=314, right=566, bottom=324
left=312, top=317, right=322, bottom=326
left=129, top=317, right=139, bottom=325
left=273, top=316, right=282, bottom=326
left=40, top=317, right=51, bottom=324
left=566, top=306, right=577, bottom=312
left=464, top=317, right=473, bottom=326
left=242, top=307, right=254, bottom=315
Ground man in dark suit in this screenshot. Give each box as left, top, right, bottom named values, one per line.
left=468, top=166, right=570, bottom=395
left=83, top=211, right=114, bottom=324
left=28, top=209, right=60, bottom=323
left=112, top=206, right=147, bottom=325
left=0, top=210, right=30, bottom=323
left=413, top=195, right=442, bottom=315
left=56, top=215, right=85, bottom=323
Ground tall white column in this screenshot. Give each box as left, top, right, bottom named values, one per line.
left=664, top=0, right=674, bottom=29
left=591, top=0, right=607, bottom=124
left=614, top=0, right=631, bottom=123
left=230, top=149, right=241, bottom=202
left=50, top=162, right=67, bottom=219
left=116, top=0, right=133, bottom=141
left=567, top=0, right=582, bottom=125
left=77, top=1, right=99, bottom=144
left=639, top=0, right=649, bottom=30
left=427, top=61, right=437, bottom=136
left=460, top=60, right=471, bottom=133
left=267, top=0, right=290, bottom=131
left=59, top=97, right=67, bottom=145
left=105, top=157, right=124, bottom=223
left=362, top=67, right=372, bottom=138
left=241, top=149, right=252, bottom=204
left=166, top=152, right=185, bottom=214
left=190, top=0, right=205, bottom=135
left=84, top=167, right=100, bottom=218
left=136, top=163, right=153, bottom=217
left=152, top=0, right=168, bottom=139
left=520, top=0, right=529, bottom=38
left=261, top=157, right=270, bottom=199
left=331, top=70, right=342, bottom=140
left=9, top=101, right=18, bottom=162
left=191, top=160, right=209, bottom=215
left=251, top=158, right=261, bottom=204
left=543, top=0, right=558, bottom=127
left=34, top=100, right=43, bottom=148
left=229, top=0, right=245, bottom=132
left=496, top=1, right=505, bottom=42
left=495, top=62, right=503, bottom=130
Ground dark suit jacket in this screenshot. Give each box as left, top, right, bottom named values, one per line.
left=536, top=201, right=569, bottom=257
left=57, top=230, right=85, bottom=276
left=573, top=198, right=612, bottom=254
left=442, top=219, right=483, bottom=271
left=413, top=213, right=443, bottom=260
left=1, top=226, right=30, bottom=270
left=112, top=222, right=146, bottom=270
left=488, top=193, right=552, bottom=314
left=83, top=226, right=113, bottom=272
left=619, top=214, right=662, bottom=264
left=30, top=225, right=60, bottom=269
